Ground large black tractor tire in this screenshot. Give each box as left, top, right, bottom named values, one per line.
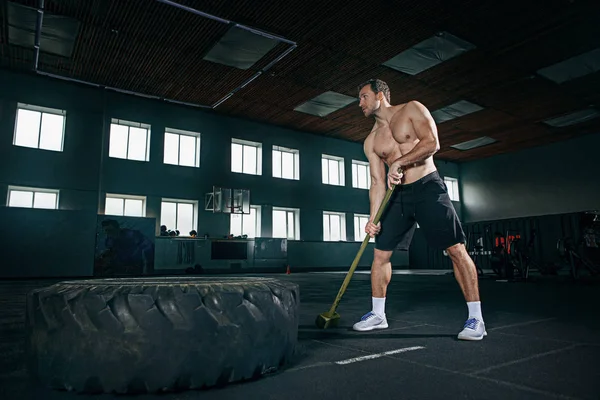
left=26, top=276, right=299, bottom=394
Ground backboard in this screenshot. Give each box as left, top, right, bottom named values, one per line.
left=205, top=186, right=250, bottom=214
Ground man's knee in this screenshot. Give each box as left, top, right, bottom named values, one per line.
left=446, top=242, right=467, bottom=261
left=374, top=249, right=393, bottom=265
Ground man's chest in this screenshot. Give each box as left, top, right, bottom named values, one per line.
left=372, top=120, right=414, bottom=158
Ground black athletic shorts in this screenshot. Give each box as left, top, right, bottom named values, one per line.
left=375, top=171, right=466, bottom=251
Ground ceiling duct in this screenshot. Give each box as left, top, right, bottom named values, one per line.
left=31, top=0, right=297, bottom=109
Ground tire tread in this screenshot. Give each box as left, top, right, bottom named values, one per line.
left=26, top=277, right=299, bottom=394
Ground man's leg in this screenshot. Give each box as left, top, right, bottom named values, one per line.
left=371, top=249, right=393, bottom=298
left=353, top=192, right=417, bottom=332
left=369, top=249, right=394, bottom=320
left=447, top=243, right=487, bottom=340
left=353, top=249, right=393, bottom=332
left=415, top=173, right=486, bottom=340
left=446, top=243, right=480, bottom=303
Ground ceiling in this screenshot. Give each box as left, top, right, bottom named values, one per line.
left=1, top=0, right=600, bottom=162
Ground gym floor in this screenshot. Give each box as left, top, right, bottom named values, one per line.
left=1, top=271, right=599, bottom=400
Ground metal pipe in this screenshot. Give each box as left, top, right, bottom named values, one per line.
left=155, top=0, right=298, bottom=108
left=35, top=0, right=297, bottom=110
left=212, top=44, right=297, bottom=108
left=232, top=23, right=297, bottom=46
left=33, top=0, right=45, bottom=71
left=154, top=0, right=231, bottom=25
left=35, top=71, right=212, bottom=109
left=258, top=43, right=298, bottom=74
left=154, top=0, right=296, bottom=46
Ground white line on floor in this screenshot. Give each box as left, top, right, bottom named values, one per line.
left=334, top=346, right=425, bottom=365
left=311, top=337, right=581, bottom=399
left=469, top=344, right=581, bottom=375
left=286, top=344, right=426, bottom=372
left=488, top=317, right=557, bottom=331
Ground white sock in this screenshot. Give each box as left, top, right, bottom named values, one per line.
left=467, top=301, right=483, bottom=321
left=372, top=297, right=386, bottom=317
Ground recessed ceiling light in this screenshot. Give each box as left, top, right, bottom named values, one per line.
left=382, top=31, right=476, bottom=75
left=543, top=108, right=599, bottom=127
left=294, top=91, right=357, bottom=117
left=450, top=136, right=497, bottom=151
left=537, top=48, right=600, bottom=84
left=431, top=100, right=484, bottom=124
left=203, top=25, right=279, bottom=70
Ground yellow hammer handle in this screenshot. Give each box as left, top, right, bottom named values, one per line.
left=327, top=168, right=403, bottom=314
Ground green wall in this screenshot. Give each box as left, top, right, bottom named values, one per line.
left=0, top=69, right=464, bottom=275
left=459, top=133, right=600, bottom=223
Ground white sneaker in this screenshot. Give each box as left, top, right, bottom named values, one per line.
left=457, top=317, right=487, bottom=341
left=352, top=311, right=388, bottom=332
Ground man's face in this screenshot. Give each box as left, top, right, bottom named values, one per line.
left=358, top=85, right=380, bottom=117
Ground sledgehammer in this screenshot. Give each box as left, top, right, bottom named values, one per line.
left=315, top=169, right=402, bottom=329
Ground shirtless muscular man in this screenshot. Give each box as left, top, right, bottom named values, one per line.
left=353, top=79, right=486, bottom=341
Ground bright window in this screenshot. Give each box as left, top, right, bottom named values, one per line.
left=161, top=199, right=197, bottom=235
left=7, top=186, right=59, bottom=209
left=352, top=160, right=371, bottom=189
left=231, top=138, right=262, bottom=175
left=105, top=194, right=146, bottom=217
left=354, top=214, right=374, bottom=242
left=164, top=127, right=201, bottom=167
left=230, top=206, right=261, bottom=238
left=13, top=103, right=66, bottom=152
left=272, top=145, right=300, bottom=180
left=323, top=211, right=346, bottom=241
left=272, top=207, right=299, bottom=240
left=322, top=154, right=345, bottom=186
left=109, top=119, right=151, bottom=161
left=444, top=177, right=460, bottom=201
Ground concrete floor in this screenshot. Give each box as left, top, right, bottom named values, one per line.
left=1, top=270, right=599, bottom=399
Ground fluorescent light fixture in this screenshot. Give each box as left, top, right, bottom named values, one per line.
left=7, top=2, right=80, bottom=58
left=431, top=100, right=484, bottom=124
left=382, top=31, right=475, bottom=75
left=450, top=136, right=497, bottom=151
left=537, top=48, right=600, bottom=84
left=543, top=108, right=599, bottom=127
left=203, top=25, right=279, bottom=70
left=294, top=91, right=356, bottom=117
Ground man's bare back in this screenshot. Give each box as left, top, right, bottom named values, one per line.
left=364, top=101, right=438, bottom=185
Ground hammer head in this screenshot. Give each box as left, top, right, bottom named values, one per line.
left=315, top=311, right=341, bottom=329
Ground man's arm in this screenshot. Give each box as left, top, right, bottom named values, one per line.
left=392, top=101, right=440, bottom=167
left=364, top=135, right=387, bottom=219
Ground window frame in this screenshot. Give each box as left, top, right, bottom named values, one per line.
left=109, top=118, right=151, bottom=162
left=444, top=176, right=460, bottom=201
left=163, top=127, right=201, bottom=168
left=272, top=145, right=300, bottom=180
left=13, top=103, right=67, bottom=152
left=160, top=198, right=199, bottom=235
left=104, top=193, right=147, bottom=217
left=6, top=185, right=60, bottom=209
left=229, top=205, right=261, bottom=238
left=231, top=138, right=263, bottom=175
left=272, top=207, right=300, bottom=240
left=353, top=213, right=374, bottom=242
left=351, top=159, right=371, bottom=189
left=321, top=154, right=345, bottom=186
left=323, top=211, right=347, bottom=241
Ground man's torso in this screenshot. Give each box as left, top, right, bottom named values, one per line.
left=369, top=103, right=436, bottom=184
